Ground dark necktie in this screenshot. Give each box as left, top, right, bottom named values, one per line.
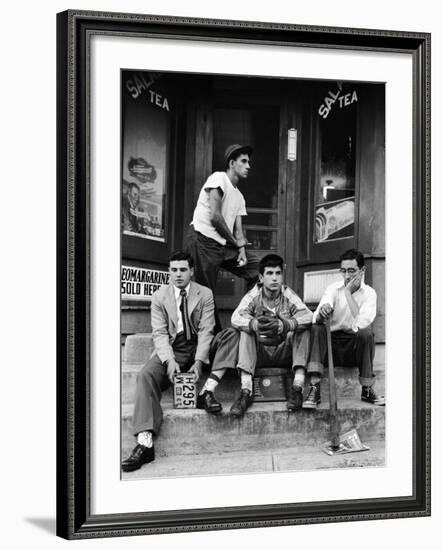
left=179, top=289, right=192, bottom=341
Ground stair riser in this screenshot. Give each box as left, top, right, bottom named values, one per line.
left=123, top=335, right=386, bottom=368
left=123, top=335, right=154, bottom=363
left=122, top=408, right=385, bottom=456
left=122, top=367, right=385, bottom=404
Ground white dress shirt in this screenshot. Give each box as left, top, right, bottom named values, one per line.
left=174, top=284, right=191, bottom=334
left=312, top=281, right=377, bottom=333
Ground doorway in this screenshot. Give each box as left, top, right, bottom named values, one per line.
left=212, top=102, right=288, bottom=314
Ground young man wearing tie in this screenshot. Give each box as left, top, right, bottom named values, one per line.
left=122, top=251, right=215, bottom=472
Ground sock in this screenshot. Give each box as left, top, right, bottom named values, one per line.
left=293, top=367, right=305, bottom=388
left=137, top=430, right=153, bottom=448
left=240, top=371, right=253, bottom=393
left=310, top=374, right=321, bottom=386
left=200, top=372, right=224, bottom=395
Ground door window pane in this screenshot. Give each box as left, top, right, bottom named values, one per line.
left=212, top=105, right=280, bottom=299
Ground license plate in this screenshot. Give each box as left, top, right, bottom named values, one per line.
left=173, top=372, right=197, bottom=408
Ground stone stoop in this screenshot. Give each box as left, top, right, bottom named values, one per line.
left=122, top=333, right=385, bottom=405
left=122, top=398, right=385, bottom=457
left=121, top=333, right=386, bottom=477
left=122, top=362, right=385, bottom=405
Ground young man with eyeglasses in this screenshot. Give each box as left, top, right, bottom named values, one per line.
left=303, top=248, right=385, bottom=409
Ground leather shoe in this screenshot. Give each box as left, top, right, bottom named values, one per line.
left=121, top=444, right=155, bottom=472
left=197, top=390, right=222, bottom=414
left=230, top=389, right=254, bottom=418
left=287, top=385, right=303, bottom=412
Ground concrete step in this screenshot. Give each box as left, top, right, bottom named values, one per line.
left=122, top=354, right=385, bottom=405
left=124, top=333, right=385, bottom=367
left=123, top=333, right=154, bottom=363
left=122, top=439, right=385, bottom=480
left=122, top=398, right=385, bottom=457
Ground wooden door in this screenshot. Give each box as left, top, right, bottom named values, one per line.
left=211, top=101, right=288, bottom=314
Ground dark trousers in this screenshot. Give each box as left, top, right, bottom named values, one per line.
left=132, top=334, right=196, bottom=436
left=307, top=324, right=375, bottom=387
left=186, top=226, right=260, bottom=330
left=209, top=327, right=241, bottom=371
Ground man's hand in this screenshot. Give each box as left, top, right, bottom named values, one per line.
left=318, top=303, right=334, bottom=321
left=257, top=315, right=281, bottom=336
left=237, top=248, right=248, bottom=267
left=166, top=358, right=181, bottom=383
left=188, top=360, right=203, bottom=382
left=345, top=270, right=364, bottom=295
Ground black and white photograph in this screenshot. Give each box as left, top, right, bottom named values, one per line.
left=120, top=69, right=387, bottom=479
left=52, top=6, right=432, bottom=541
left=4, top=0, right=442, bottom=546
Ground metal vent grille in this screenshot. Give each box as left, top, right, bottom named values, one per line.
left=303, top=269, right=341, bottom=303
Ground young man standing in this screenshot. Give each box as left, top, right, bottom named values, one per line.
left=122, top=251, right=215, bottom=472
left=303, top=249, right=385, bottom=409
left=186, top=144, right=260, bottom=330
left=198, top=254, right=313, bottom=417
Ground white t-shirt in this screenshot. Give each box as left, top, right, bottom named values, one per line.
left=191, top=171, right=247, bottom=245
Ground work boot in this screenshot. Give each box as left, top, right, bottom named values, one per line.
left=287, top=385, right=303, bottom=412
left=230, top=389, right=254, bottom=418
left=302, top=383, right=321, bottom=409
left=361, top=386, right=385, bottom=406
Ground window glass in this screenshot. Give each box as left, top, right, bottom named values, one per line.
left=315, top=85, right=357, bottom=243
left=121, top=70, right=170, bottom=242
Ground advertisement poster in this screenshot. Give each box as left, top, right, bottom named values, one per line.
left=315, top=198, right=355, bottom=242
left=121, top=71, right=170, bottom=242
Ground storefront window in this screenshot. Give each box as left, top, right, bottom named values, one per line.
left=314, top=84, right=357, bottom=243
left=121, top=71, right=170, bottom=242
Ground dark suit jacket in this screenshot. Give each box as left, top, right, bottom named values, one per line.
left=151, top=282, right=215, bottom=364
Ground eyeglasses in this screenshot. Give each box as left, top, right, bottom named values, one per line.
left=339, top=268, right=359, bottom=275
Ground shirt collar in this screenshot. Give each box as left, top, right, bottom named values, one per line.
left=174, top=283, right=191, bottom=300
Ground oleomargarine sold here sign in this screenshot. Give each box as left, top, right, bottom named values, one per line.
left=121, top=266, right=169, bottom=301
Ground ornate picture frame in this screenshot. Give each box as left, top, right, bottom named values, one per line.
left=56, top=10, right=430, bottom=539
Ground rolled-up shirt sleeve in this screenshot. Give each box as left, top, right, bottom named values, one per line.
left=351, top=287, right=377, bottom=332
left=312, top=285, right=336, bottom=324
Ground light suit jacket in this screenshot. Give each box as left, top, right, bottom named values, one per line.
left=151, top=281, right=215, bottom=364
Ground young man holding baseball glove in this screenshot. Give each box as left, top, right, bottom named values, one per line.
left=197, top=254, right=313, bottom=417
